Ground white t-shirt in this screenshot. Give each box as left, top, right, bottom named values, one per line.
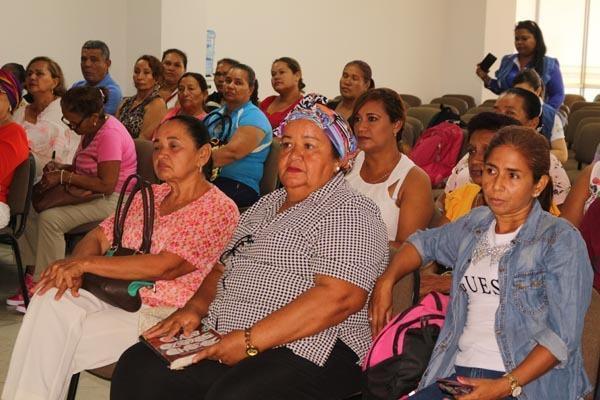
left=455, top=221, right=521, bottom=371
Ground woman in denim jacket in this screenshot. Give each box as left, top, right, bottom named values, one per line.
left=370, top=126, right=593, bottom=399
left=476, top=20, right=565, bottom=110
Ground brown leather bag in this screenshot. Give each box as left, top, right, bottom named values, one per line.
left=81, top=174, right=155, bottom=312
left=32, top=181, right=103, bottom=213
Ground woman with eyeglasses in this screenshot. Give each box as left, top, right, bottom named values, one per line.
left=3, top=115, right=239, bottom=400
left=110, top=94, right=389, bottom=400
left=12, top=57, right=80, bottom=182
left=10, top=86, right=137, bottom=312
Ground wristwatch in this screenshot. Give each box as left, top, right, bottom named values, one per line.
left=244, top=327, right=259, bottom=357
left=504, top=372, right=522, bottom=397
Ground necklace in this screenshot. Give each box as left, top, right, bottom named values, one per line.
left=362, top=153, right=401, bottom=184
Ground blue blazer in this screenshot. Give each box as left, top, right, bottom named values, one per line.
left=488, top=54, right=565, bottom=109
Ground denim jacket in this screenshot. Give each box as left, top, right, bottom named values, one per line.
left=408, top=202, right=593, bottom=399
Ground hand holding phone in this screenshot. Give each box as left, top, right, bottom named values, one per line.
left=437, top=378, right=473, bottom=396
left=479, top=53, right=497, bottom=73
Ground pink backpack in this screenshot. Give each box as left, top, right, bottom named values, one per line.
left=362, top=292, right=450, bottom=400
left=409, top=121, right=463, bottom=186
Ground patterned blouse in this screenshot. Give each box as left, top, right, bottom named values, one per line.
left=13, top=98, right=80, bottom=182
left=118, top=87, right=161, bottom=138
left=100, top=183, right=239, bottom=308
left=202, top=174, right=389, bottom=366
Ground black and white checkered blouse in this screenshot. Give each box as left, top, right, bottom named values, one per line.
left=202, top=174, right=389, bottom=366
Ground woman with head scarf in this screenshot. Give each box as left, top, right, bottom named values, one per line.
left=0, top=70, right=29, bottom=228
left=111, top=94, right=390, bottom=400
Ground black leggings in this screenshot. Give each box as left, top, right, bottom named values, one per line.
left=212, top=177, right=259, bottom=208
left=111, top=339, right=361, bottom=400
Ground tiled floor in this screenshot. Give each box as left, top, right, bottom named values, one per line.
left=0, top=257, right=110, bottom=399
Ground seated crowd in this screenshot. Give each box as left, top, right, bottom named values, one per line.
left=0, top=23, right=599, bottom=400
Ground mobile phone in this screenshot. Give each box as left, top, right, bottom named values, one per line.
left=437, top=378, right=473, bottom=396
left=479, top=53, right=497, bottom=72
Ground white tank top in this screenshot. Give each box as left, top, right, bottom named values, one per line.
left=346, top=151, right=415, bottom=240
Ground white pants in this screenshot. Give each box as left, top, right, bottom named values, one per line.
left=1, top=288, right=141, bottom=400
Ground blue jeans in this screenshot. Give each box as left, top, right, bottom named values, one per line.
left=213, top=176, right=259, bottom=208
left=409, top=366, right=516, bottom=399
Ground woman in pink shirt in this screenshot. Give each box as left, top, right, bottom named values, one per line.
left=11, top=86, right=137, bottom=308
left=3, top=115, right=239, bottom=400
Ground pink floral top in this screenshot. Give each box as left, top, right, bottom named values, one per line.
left=99, top=183, right=239, bottom=308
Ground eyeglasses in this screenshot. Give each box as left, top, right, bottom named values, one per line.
left=61, top=114, right=89, bottom=131
left=219, top=234, right=254, bottom=264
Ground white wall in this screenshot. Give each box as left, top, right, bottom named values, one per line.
left=123, top=0, right=163, bottom=96
left=160, top=0, right=207, bottom=75
left=205, top=0, right=450, bottom=102
left=440, top=0, right=487, bottom=102
left=0, top=0, right=129, bottom=90
left=481, top=0, right=518, bottom=101
left=1, top=0, right=518, bottom=106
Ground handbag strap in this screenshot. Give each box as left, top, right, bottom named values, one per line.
left=112, top=174, right=139, bottom=246
left=112, top=174, right=155, bottom=254
left=138, top=178, right=155, bottom=253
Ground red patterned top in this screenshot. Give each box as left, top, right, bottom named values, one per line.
left=100, top=183, right=239, bottom=308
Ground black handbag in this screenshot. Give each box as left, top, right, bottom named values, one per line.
left=81, top=174, right=155, bottom=312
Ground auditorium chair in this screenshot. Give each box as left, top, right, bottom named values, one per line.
left=0, top=154, right=35, bottom=307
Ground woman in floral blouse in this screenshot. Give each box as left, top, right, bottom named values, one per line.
left=2, top=115, right=239, bottom=400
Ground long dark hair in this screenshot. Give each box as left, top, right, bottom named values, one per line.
left=515, top=20, right=547, bottom=76
left=484, top=125, right=553, bottom=212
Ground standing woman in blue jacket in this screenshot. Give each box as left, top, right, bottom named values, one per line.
left=370, top=126, right=593, bottom=399
left=477, top=20, right=565, bottom=110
